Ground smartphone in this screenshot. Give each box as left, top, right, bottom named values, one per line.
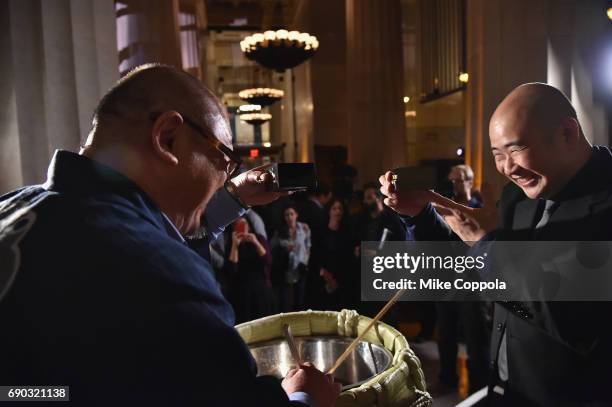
left=267, top=163, right=318, bottom=192
left=392, top=166, right=437, bottom=192
left=392, top=166, right=453, bottom=197
left=234, top=219, right=247, bottom=234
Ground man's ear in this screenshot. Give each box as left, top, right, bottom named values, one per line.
left=151, top=111, right=183, bottom=165
left=560, top=117, right=581, bottom=146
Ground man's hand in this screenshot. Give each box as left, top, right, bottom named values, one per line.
left=378, top=171, right=438, bottom=216
left=229, top=164, right=288, bottom=207
left=430, top=184, right=499, bottom=244
left=282, top=362, right=341, bottom=407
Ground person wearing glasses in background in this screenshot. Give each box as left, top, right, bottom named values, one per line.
left=433, top=164, right=490, bottom=396
left=447, top=165, right=483, bottom=209
left=0, top=64, right=340, bottom=407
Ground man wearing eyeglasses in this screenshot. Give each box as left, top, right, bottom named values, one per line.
left=0, top=64, right=340, bottom=406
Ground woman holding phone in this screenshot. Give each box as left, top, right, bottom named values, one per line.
left=225, top=217, right=276, bottom=323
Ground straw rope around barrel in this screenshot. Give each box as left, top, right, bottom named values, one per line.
left=327, top=289, right=406, bottom=375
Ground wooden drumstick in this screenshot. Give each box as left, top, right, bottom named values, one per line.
left=327, top=289, right=406, bottom=375
left=282, top=323, right=303, bottom=366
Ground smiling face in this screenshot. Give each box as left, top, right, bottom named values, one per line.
left=487, top=83, right=595, bottom=200
left=490, top=117, right=558, bottom=199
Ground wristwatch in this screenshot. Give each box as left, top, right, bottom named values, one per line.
left=224, top=181, right=250, bottom=210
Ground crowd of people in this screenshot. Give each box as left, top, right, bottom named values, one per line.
left=205, top=181, right=408, bottom=324
left=211, top=163, right=494, bottom=398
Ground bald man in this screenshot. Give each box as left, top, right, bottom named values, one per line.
left=0, top=64, right=340, bottom=406
left=380, top=83, right=612, bottom=405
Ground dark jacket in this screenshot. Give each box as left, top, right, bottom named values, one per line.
left=0, top=150, right=301, bottom=406
left=407, top=146, right=612, bottom=406
left=351, top=207, right=407, bottom=246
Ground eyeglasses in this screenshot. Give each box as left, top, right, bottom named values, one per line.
left=150, top=112, right=242, bottom=179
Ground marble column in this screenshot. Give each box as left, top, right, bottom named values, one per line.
left=0, top=0, right=118, bottom=192
left=546, top=0, right=574, bottom=97
left=0, top=0, right=23, bottom=193
left=464, top=0, right=548, bottom=196
left=569, top=1, right=609, bottom=147
left=346, top=0, right=406, bottom=185
left=286, top=0, right=315, bottom=163
left=465, top=0, right=610, bottom=197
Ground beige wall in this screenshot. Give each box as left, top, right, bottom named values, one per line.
left=407, top=91, right=465, bottom=163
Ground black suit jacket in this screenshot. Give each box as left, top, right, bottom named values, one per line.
left=408, top=146, right=612, bottom=406
left=488, top=146, right=612, bottom=406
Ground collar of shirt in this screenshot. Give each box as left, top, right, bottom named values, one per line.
left=44, top=150, right=184, bottom=245
left=160, top=212, right=186, bottom=243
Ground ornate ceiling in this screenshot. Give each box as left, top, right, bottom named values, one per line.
left=205, top=0, right=299, bottom=30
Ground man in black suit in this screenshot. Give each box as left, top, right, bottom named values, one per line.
left=380, top=83, right=612, bottom=406
left=295, top=184, right=332, bottom=308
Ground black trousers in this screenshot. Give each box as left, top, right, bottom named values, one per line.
left=436, top=301, right=490, bottom=393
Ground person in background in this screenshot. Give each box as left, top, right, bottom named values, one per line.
left=296, top=184, right=332, bottom=235
left=434, top=164, right=490, bottom=394
left=351, top=183, right=406, bottom=319
left=352, top=182, right=406, bottom=252
left=313, top=198, right=353, bottom=310
left=226, top=216, right=276, bottom=323
left=448, top=165, right=483, bottom=208
left=271, top=204, right=311, bottom=312
left=295, top=184, right=332, bottom=308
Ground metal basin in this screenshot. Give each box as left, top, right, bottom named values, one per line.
left=248, top=336, right=393, bottom=389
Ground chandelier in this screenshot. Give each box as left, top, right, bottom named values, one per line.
left=240, top=29, right=319, bottom=72
left=238, top=88, right=284, bottom=107
left=237, top=104, right=262, bottom=114
left=240, top=113, right=272, bottom=126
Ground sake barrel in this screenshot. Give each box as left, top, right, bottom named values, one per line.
left=236, top=309, right=432, bottom=407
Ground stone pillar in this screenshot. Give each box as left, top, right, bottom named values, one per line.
left=70, top=0, right=119, bottom=138
left=464, top=0, right=548, bottom=196
left=346, top=0, right=406, bottom=185
left=546, top=0, right=573, bottom=97
left=150, top=0, right=182, bottom=68
left=287, top=0, right=315, bottom=163
left=308, top=0, right=348, bottom=149
left=292, top=65, right=315, bottom=162
left=569, top=1, right=609, bottom=147
left=0, top=0, right=23, bottom=192
left=465, top=0, right=610, bottom=197
left=0, top=0, right=118, bottom=192
left=117, top=0, right=182, bottom=72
